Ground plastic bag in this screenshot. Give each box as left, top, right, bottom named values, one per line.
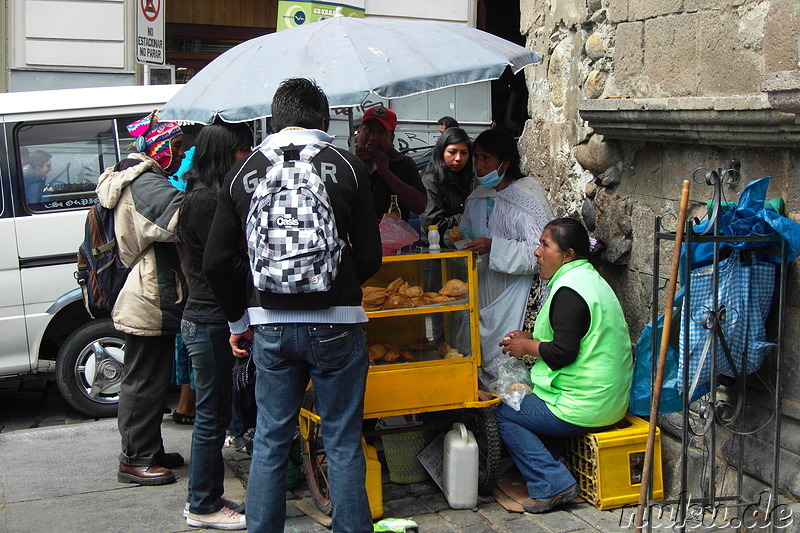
left=379, top=213, right=419, bottom=255
left=677, top=250, right=776, bottom=397
left=629, top=298, right=707, bottom=416
left=485, top=356, right=532, bottom=411
left=684, top=177, right=800, bottom=269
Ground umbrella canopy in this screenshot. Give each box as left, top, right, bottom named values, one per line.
left=159, top=14, right=541, bottom=124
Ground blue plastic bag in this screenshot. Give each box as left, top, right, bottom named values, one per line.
left=630, top=292, right=709, bottom=416
left=684, top=176, right=800, bottom=270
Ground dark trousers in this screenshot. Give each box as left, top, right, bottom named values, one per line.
left=118, top=333, right=174, bottom=466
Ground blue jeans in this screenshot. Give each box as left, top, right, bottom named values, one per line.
left=246, top=323, right=372, bottom=533
left=247, top=324, right=372, bottom=533
left=182, top=320, right=235, bottom=515
left=495, top=393, right=590, bottom=498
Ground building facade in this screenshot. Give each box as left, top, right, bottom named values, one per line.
left=517, top=0, right=800, bottom=508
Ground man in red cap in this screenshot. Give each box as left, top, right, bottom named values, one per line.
left=354, top=104, right=426, bottom=220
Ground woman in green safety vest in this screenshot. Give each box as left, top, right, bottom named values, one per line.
left=495, top=217, right=632, bottom=514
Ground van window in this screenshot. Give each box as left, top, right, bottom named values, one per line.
left=16, top=118, right=133, bottom=212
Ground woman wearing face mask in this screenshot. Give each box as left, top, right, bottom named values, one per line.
left=459, top=128, right=553, bottom=384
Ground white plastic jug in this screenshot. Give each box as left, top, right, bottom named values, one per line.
left=443, top=422, right=478, bottom=509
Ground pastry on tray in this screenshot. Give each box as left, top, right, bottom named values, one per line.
left=439, top=278, right=469, bottom=297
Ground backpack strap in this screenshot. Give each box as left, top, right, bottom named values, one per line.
left=259, top=143, right=284, bottom=167
left=299, top=141, right=329, bottom=163
left=127, top=242, right=154, bottom=270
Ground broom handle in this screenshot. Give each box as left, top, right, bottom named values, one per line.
left=634, top=180, right=691, bottom=530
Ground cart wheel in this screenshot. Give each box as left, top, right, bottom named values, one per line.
left=460, top=407, right=503, bottom=495
left=301, top=388, right=333, bottom=516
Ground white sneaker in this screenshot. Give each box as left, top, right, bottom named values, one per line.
left=184, top=498, right=245, bottom=517
left=186, top=507, right=246, bottom=530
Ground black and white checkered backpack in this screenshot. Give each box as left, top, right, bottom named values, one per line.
left=245, top=141, right=342, bottom=294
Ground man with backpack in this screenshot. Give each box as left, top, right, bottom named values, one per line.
left=204, top=78, right=382, bottom=533
left=95, top=112, right=187, bottom=486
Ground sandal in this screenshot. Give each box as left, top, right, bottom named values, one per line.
left=172, top=411, right=195, bottom=425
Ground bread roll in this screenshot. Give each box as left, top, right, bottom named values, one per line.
left=383, top=345, right=401, bottom=363
left=439, top=279, right=469, bottom=297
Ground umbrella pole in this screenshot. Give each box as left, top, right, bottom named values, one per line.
left=634, top=180, right=691, bottom=531
left=347, top=107, right=355, bottom=150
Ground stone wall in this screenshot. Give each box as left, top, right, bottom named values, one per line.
left=518, top=0, right=800, bottom=506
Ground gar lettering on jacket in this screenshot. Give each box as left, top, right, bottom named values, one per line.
left=95, top=152, right=187, bottom=336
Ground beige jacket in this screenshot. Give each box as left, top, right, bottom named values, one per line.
left=95, top=153, right=186, bottom=336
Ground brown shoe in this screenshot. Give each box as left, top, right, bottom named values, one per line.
left=522, top=483, right=580, bottom=513
left=117, top=463, right=176, bottom=486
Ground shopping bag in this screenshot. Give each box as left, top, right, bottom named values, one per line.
left=630, top=292, right=707, bottom=416
left=677, top=250, right=776, bottom=396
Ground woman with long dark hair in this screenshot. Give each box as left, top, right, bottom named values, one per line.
left=420, top=127, right=474, bottom=243
left=177, top=122, right=253, bottom=530
left=497, top=217, right=632, bottom=514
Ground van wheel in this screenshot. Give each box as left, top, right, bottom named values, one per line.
left=56, top=319, right=125, bottom=418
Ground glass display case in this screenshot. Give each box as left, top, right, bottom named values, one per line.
left=360, top=250, right=482, bottom=418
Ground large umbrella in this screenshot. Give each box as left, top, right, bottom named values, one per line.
left=159, top=12, right=541, bottom=124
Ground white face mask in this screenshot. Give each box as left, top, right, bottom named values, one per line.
left=477, top=164, right=505, bottom=188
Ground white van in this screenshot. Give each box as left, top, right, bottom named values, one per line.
left=0, top=84, right=182, bottom=417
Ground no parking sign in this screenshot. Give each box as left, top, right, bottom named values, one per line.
left=136, top=0, right=165, bottom=65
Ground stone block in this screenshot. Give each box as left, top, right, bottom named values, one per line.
left=629, top=0, right=683, bottom=21
left=644, top=14, right=699, bottom=96
left=686, top=0, right=747, bottom=8
left=532, top=507, right=594, bottom=531
left=410, top=513, right=458, bottom=533
left=593, top=188, right=632, bottom=264
left=574, top=134, right=622, bottom=174
left=697, top=11, right=760, bottom=96
left=549, top=36, right=577, bottom=108
left=584, top=70, right=608, bottom=99
left=763, top=0, right=800, bottom=73
left=520, top=0, right=547, bottom=35
left=782, top=307, right=800, bottom=402
left=763, top=70, right=800, bottom=114
left=570, top=502, right=630, bottom=531
left=614, top=22, right=645, bottom=96
left=518, top=119, right=553, bottom=187
left=437, top=508, right=485, bottom=527
left=607, top=0, right=629, bottom=23
left=585, top=32, right=605, bottom=59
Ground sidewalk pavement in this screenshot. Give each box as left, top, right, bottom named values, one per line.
left=0, top=375, right=741, bottom=532
left=0, top=414, right=632, bottom=533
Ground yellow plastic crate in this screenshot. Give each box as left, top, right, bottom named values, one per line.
left=566, top=414, right=664, bottom=510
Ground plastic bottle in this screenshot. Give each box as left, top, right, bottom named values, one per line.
left=387, top=194, right=401, bottom=217
left=443, top=422, right=478, bottom=509
left=427, top=225, right=441, bottom=252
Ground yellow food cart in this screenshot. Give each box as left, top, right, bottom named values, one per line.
left=298, top=249, right=502, bottom=517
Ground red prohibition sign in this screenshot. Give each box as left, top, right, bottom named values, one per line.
left=140, top=0, right=161, bottom=22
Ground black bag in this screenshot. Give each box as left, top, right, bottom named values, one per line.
left=74, top=203, right=149, bottom=317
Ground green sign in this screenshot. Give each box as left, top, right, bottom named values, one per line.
left=276, top=2, right=365, bottom=32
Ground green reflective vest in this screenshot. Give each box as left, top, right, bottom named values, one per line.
left=530, top=259, right=632, bottom=427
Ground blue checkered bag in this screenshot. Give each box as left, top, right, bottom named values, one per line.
left=677, top=250, right=776, bottom=395
left=246, top=142, right=343, bottom=294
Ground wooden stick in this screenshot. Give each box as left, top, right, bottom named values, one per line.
left=634, top=180, right=691, bottom=530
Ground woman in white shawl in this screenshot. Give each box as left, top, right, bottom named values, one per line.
left=459, top=129, right=553, bottom=384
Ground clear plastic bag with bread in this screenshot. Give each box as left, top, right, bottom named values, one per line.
left=379, top=213, right=419, bottom=255
left=484, top=355, right=532, bottom=411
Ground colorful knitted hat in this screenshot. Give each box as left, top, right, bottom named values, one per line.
left=126, top=110, right=182, bottom=170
